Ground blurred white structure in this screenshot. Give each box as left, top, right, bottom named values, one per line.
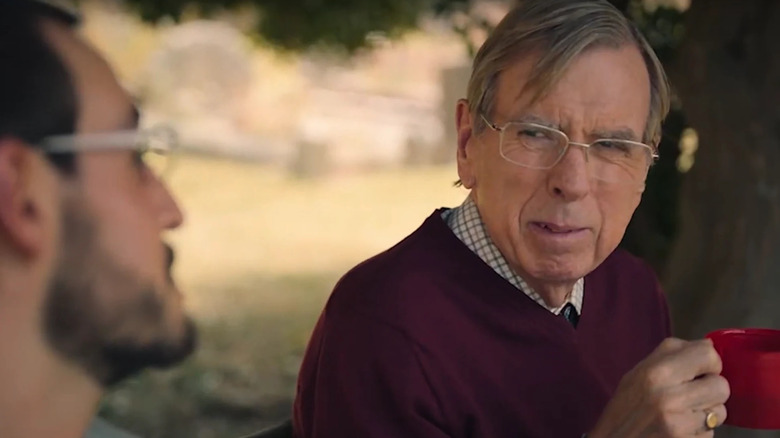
left=138, top=21, right=290, bottom=159
left=83, top=3, right=472, bottom=173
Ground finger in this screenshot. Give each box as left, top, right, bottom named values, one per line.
left=652, top=337, right=690, bottom=357
left=694, top=404, right=727, bottom=435
left=660, top=404, right=726, bottom=436
left=672, top=374, right=730, bottom=411
left=637, top=338, right=690, bottom=373
left=662, top=339, right=722, bottom=383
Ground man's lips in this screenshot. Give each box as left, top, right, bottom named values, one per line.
left=530, top=221, right=588, bottom=234
left=165, top=244, right=176, bottom=284
left=165, top=244, right=175, bottom=269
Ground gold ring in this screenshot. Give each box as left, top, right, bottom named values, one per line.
left=705, top=411, right=719, bottom=430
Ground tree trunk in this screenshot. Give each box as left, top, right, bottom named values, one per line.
left=666, top=3, right=780, bottom=429
left=664, top=4, right=780, bottom=434
left=665, top=0, right=780, bottom=335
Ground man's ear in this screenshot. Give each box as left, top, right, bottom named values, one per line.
left=455, top=99, right=477, bottom=189
left=0, top=138, right=49, bottom=257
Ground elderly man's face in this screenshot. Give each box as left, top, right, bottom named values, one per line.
left=456, top=45, right=651, bottom=292
left=38, top=19, right=195, bottom=386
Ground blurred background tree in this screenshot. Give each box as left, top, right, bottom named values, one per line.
left=119, top=0, right=469, bottom=53
left=115, top=1, right=779, bottom=435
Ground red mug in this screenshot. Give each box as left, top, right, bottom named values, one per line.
left=706, top=328, right=780, bottom=429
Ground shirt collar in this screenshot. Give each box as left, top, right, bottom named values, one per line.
left=443, top=197, right=584, bottom=315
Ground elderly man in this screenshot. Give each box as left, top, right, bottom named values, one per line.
left=0, top=2, right=195, bottom=437
left=293, top=1, right=729, bottom=437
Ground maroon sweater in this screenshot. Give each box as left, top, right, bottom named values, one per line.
left=293, top=210, right=671, bottom=438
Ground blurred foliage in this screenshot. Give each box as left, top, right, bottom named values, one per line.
left=618, top=0, right=687, bottom=274
left=117, top=0, right=685, bottom=56
left=120, top=0, right=472, bottom=53
left=625, top=0, right=686, bottom=59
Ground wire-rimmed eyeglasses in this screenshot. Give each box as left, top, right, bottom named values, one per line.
left=480, top=114, right=658, bottom=184
left=38, top=125, right=179, bottom=177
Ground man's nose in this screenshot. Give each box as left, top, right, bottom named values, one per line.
left=546, top=143, right=591, bottom=201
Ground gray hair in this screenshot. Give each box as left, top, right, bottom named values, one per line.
left=467, top=0, right=670, bottom=146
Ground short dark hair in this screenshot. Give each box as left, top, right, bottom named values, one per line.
left=0, top=1, right=81, bottom=171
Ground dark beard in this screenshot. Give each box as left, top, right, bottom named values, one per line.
left=43, top=202, right=197, bottom=387
left=97, top=317, right=197, bottom=386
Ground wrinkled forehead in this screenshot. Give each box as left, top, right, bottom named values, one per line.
left=493, top=45, right=651, bottom=137
left=37, top=17, right=136, bottom=134
left=508, top=40, right=645, bottom=107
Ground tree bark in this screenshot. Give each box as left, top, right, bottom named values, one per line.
left=665, top=0, right=780, bottom=355
left=665, top=4, right=780, bottom=430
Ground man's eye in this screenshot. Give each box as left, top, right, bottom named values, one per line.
left=596, top=140, right=631, bottom=153
left=518, top=128, right=547, bottom=139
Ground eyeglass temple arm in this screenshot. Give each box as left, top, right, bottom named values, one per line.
left=479, top=114, right=501, bottom=131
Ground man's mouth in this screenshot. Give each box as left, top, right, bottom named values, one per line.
left=165, top=244, right=175, bottom=269
left=531, top=222, right=586, bottom=234
left=164, top=244, right=177, bottom=285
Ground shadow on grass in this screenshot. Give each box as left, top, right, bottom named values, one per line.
left=99, top=271, right=340, bottom=438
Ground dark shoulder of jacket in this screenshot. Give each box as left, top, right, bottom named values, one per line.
left=324, top=215, right=453, bottom=319
left=595, top=247, right=660, bottom=284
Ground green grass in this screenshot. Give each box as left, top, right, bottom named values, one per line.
left=100, top=155, right=467, bottom=437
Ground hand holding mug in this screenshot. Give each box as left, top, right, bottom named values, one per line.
left=589, top=338, right=729, bottom=437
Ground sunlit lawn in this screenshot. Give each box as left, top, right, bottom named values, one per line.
left=100, top=155, right=467, bottom=438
